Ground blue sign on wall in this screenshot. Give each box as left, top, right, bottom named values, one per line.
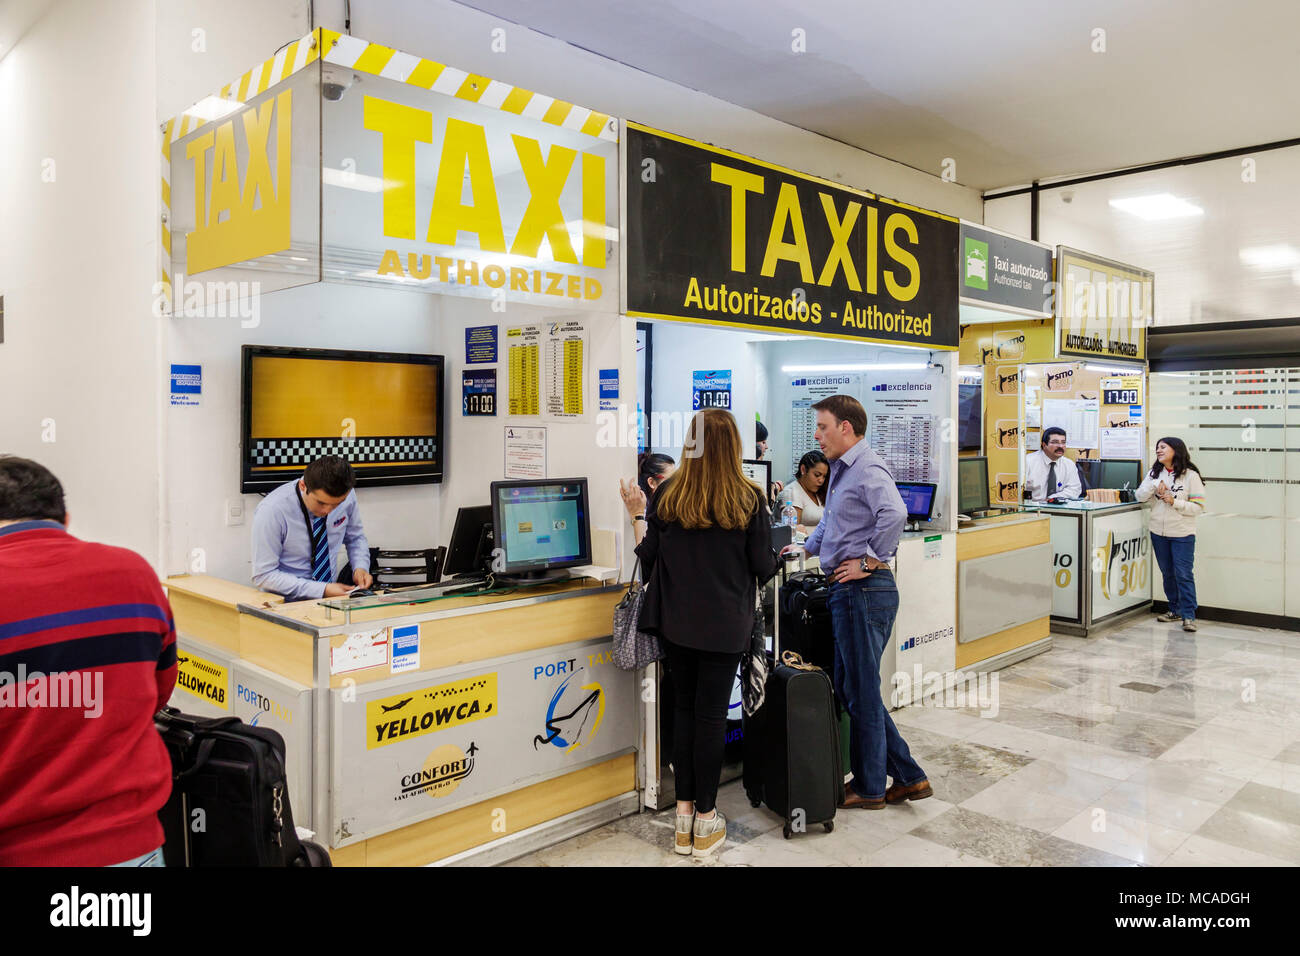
left=465, top=325, right=498, bottom=364
left=169, top=364, right=201, bottom=407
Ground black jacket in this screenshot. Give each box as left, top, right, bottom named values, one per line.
left=635, top=485, right=779, bottom=654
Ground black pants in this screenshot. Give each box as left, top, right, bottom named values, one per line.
left=664, top=641, right=742, bottom=814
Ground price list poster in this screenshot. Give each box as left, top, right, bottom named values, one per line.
left=506, top=320, right=590, bottom=420
left=862, top=370, right=942, bottom=483
left=544, top=319, right=589, bottom=418
left=789, top=374, right=861, bottom=477
left=506, top=324, right=541, bottom=416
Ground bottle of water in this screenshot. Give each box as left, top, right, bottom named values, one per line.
left=780, top=500, right=798, bottom=528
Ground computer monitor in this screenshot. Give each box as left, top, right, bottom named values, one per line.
left=896, top=482, right=938, bottom=522
left=1098, top=459, right=1143, bottom=490
left=490, top=478, right=592, bottom=584
left=957, top=457, right=990, bottom=514
left=443, top=505, right=493, bottom=577
left=1075, top=458, right=1098, bottom=490
left=741, top=459, right=772, bottom=503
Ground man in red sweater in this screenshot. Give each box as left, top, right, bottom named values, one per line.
left=0, top=457, right=177, bottom=866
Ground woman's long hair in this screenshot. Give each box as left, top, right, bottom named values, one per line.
left=1149, top=436, right=1205, bottom=482
left=655, top=409, right=761, bottom=530
left=795, top=450, right=829, bottom=504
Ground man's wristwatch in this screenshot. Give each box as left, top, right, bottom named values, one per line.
left=633, top=514, right=645, bottom=522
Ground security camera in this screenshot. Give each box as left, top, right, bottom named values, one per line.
left=322, top=68, right=356, bottom=102
left=1061, top=190, right=1075, bottom=204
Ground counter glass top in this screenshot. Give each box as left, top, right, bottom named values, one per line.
left=1024, top=500, right=1142, bottom=513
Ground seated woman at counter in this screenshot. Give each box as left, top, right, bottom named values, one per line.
left=635, top=409, right=777, bottom=859
left=1137, top=437, right=1206, bottom=633
left=779, top=450, right=829, bottom=532
left=1023, top=427, right=1082, bottom=502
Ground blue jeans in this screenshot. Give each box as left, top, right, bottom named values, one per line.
left=109, top=846, right=165, bottom=867
left=826, top=569, right=925, bottom=799
left=1150, top=533, right=1197, bottom=620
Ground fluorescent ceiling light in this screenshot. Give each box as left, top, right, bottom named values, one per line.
left=781, top=363, right=925, bottom=372
left=563, top=219, right=618, bottom=242
left=184, top=96, right=244, bottom=122
left=323, top=167, right=387, bottom=192
left=1085, top=364, right=1135, bottom=374
left=1108, top=193, right=1203, bottom=221
left=1238, top=244, right=1300, bottom=270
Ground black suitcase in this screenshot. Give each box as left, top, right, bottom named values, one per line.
left=155, top=707, right=330, bottom=867
left=743, top=563, right=842, bottom=838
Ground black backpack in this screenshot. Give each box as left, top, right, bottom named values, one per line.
left=155, top=707, right=330, bottom=867
left=778, top=570, right=836, bottom=673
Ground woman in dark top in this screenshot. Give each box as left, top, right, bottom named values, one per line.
left=635, top=408, right=777, bottom=859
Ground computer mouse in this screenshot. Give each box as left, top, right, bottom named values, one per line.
left=349, top=588, right=375, bottom=597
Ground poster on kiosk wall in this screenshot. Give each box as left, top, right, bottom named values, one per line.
left=623, top=123, right=960, bottom=349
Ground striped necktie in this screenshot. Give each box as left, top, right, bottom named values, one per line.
left=311, top=515, right=332, bottom=583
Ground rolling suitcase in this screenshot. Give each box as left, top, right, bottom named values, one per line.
left=743, top=564, right=842, bottom=839
left=155, top=707, right=331, bottom=867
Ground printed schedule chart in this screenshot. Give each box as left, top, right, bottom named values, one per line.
left=869, top=414, right=936, bottom=482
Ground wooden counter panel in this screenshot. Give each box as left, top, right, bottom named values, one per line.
left=326, top=589, right=623, bottom=688
left=334, top=752, right=635, bottom=866
left=956, top=518, right=1048, bottom=562
left=167, top=591, right=240, bottom=654
left=164, top=574, right=281, bottom=610
left=955, top=617, right=1050, bottom=669
left=239, top=614, right=315, bottom=685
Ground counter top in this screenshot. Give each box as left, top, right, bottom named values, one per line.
left=239, top=576, right=622, bottom=635
left=957, top=512, right=1050, bottom=534
left=1024, top=500, right=1143, bottom=513
left=163, top=574, right=283, bottom=610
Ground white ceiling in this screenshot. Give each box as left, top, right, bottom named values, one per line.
left=0, top=0, right=53, bottom=64
left=454, top=0, right=1300, bottom=192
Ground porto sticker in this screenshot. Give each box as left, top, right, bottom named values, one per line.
left=176, top=650, right=230, bottom=711
left=366, top=673, right=497, bottom=750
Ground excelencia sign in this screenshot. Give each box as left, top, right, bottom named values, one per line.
left=624, top=123, right=960, bottom=349
left=1056, top=246, right=1153, bottom=361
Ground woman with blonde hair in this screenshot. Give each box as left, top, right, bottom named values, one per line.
left=635, top=409, right=778, bottom=859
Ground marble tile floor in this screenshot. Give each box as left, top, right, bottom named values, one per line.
left=507, top=615, right=1300, bottom=867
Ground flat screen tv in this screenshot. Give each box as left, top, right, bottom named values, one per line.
left=240, top=345, right=444, bottom=493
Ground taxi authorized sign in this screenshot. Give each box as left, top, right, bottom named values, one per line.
left=366, top=673, right=498, bottom=750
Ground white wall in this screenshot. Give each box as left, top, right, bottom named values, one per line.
left=0, top=0, right=162, bottom=562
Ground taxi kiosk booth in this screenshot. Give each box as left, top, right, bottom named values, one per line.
left=159, top=30, right=638, bottom=865
left=623, top=124, right=963, bottom=808
left=957, top=231, right=1155, bottom=641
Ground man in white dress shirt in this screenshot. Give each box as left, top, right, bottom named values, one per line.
left=1024, top=427, right=1082, bottom=502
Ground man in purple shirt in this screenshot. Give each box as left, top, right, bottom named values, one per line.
left=799, top=395, right=930, bottom=810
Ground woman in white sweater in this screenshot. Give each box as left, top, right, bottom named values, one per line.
left=1135, top=437, right=1207, bottom=632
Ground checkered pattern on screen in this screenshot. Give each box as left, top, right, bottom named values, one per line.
left=250, top=437, right=437, bottom=467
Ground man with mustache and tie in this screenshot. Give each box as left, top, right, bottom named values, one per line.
left=251, top=455, right=373, bottom=600
left=1024, top=427, right=1082, bottom=502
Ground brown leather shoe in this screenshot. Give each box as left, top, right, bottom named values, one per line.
left=886, top=779, right=933, bottom=804
left=840, top=785, right=886, bottom=810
